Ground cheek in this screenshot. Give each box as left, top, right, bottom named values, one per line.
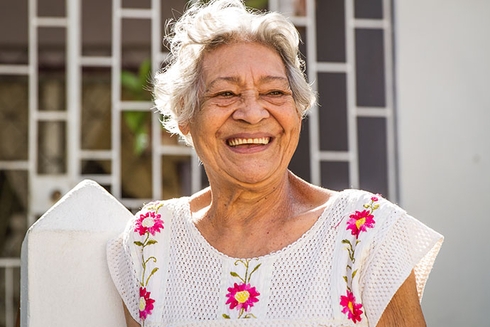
left=281, top=101, right=302, bottom=126
left=289, top=116, right=303, bottom=145
left=286, top=112, right=302, bottom=133
left=191, top=107, right=231, bottom=135
left=187, top=114, right=218, bottom=148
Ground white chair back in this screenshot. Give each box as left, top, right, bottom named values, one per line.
left=21, top=180, right=132, bottom=327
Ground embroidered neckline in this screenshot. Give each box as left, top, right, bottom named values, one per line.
left=179, top=191, right=343, bottom=261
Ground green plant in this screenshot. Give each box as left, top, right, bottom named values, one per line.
left=121, top=59, right=152, bottom=155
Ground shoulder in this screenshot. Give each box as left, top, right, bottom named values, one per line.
left=118, top=197, right=190, bottom=250
left=288, top=171, right=337, bottom=209
left=188, top=186, right=211, bottom=214
left=339, top=189, right=405, bottom=218
left=330, top=189, right=411, bottom=249
left=340, top=189, right=391, bottom=204
left=130, top=197, right=188, bottom=226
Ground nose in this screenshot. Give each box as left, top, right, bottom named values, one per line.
left=232, top=92, right=270, bottom=124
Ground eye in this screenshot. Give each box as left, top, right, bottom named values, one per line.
left=260, top=88, right=292, bottom=106
left=267, top=90, right=285, bottom=96
left=263, top=89, right=292, bottom=98
left=217, top=91, right=237, bottom=97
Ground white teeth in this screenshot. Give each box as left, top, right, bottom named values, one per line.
left=228, top=137, right=270, bottom=147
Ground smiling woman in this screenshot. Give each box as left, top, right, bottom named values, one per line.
left=106, top=1, right=443, bottom=326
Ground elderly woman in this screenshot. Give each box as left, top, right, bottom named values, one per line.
left=107, top=1, right=443, bottom=326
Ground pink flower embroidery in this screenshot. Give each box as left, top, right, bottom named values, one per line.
left=340, top=194, right=380, bottom=323
left=225, top=283, right=260, bottom=312
left=133, top=202, right=165, bottom=323
left=340, top=290, right=363, bottom=323
left=222, top=259, right=261, bottom=319
left=346, top=209, right=375, bottom=238
left=135, top=211, right=164, bottom=236
left=139, top=287, right=155, bottom=320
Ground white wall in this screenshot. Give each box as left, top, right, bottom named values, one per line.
left=395, top=1, right=490, bottom=326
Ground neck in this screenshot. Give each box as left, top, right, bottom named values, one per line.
left=200, top=171, right=294, bottom=228
left=189, top=171, right=333, bottom=258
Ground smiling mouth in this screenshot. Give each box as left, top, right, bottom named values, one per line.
left=227, top=137, right=271, bottom=147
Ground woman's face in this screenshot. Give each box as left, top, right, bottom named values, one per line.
left=181, top=42, right=301, bottom=187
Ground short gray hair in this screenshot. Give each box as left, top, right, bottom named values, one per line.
left=153, top=0, right=316, bottom=145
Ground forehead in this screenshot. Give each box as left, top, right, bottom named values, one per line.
left=200, top=42, right=287, bottom=86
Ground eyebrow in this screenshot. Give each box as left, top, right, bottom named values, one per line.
left=205, top=75, right=289, bottom=91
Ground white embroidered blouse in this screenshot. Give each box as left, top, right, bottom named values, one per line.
left=107, top=189, right=443, bottom=327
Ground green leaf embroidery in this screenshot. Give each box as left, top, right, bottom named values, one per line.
left=249, top=263, right=262, bottom=278
left=146, top=239, right=158, bottom=245
left=145, top=267, right=159, bottom=286
left=144, top=256, right=157, bottom=265
left=244, top=313, right=257, bottom=319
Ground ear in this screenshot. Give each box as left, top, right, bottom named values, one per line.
left=179, top=123, right=190, bottom=136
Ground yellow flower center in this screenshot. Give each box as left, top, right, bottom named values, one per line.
left=348, top=301, right=354, bottom=313
left=355, top=217, right=366, bottom=230
left=142, top=217, right=155, bottom=228
left=139, top=297, right=146, bottom=311
left=234, top=290, right=250, bottom=304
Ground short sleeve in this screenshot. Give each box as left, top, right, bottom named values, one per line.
left=357, top=204, right=443, bottom=326
left=107, top=217, right=141, bottom=322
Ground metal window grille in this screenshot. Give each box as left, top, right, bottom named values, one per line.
left=0, top=1, right=396, bottom=326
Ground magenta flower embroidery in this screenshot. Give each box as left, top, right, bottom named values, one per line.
left=226, top=283, right=260, bottom=312
left=135, top=210, right=164, bottom=236
left=346, top=209, right=375, bottom=238
left=222, top=259, right=261, bottom=319
left=340, top=290, right=363, bottom=323
left=133, top=203, right=165, bottom=324
left=139, top=287, right=155, bottom=320
left=340, top=194, right=380, bottom=323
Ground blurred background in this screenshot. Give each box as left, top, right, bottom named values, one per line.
left=0, top=0, right=488, bottom=326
